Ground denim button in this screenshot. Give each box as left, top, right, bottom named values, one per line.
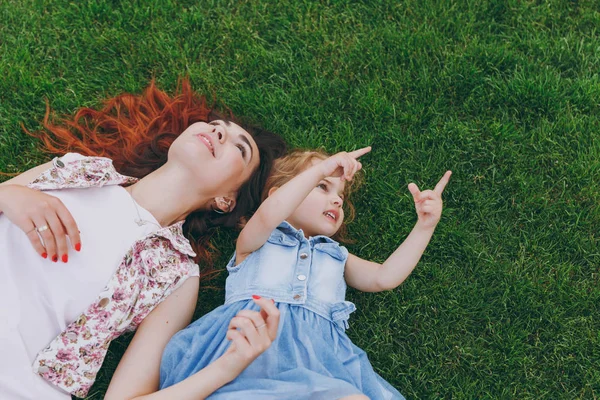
left=293, top=294, right=302, bottom=300
left=299, top=253, right=308, bottom=259
left=297, top=274, right=306, bottom=281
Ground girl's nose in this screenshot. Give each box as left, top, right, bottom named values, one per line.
left=332, top=196, right=343, bottom=207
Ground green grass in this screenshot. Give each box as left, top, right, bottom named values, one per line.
left=1, top=0, right=599, bottom=398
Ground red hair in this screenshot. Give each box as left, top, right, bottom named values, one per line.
left=36, top=79, right=212, bottom=178
left=28, top=79, right=287, bottom=279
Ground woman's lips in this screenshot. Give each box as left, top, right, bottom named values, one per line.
left=196, top=134, right=215, bottom=156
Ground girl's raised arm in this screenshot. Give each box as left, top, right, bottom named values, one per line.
left=235, top=147, right=370, bottom=263
left=345, top=171, right=451, bottom=292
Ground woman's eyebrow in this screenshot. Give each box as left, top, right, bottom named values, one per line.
left=209, top=121, right=253, bottom=162
left=240, top=134, right=254, bottom=161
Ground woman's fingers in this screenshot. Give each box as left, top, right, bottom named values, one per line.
left=235, top=309, right=268, bottom=330
left=55, top=202, right=81, bottom=252
left=228, top=316, right=262, bottom=346
left=252, top=297, right=280, bottom=340
left=46, top=212, right=68, bottom=262
left=0, top=186, right=82, bottom=260
left=31, top=216, right=58, bottom=262
left=25, top=223, right=48, bottom=259
left=226, top=329, right=255, bottom=361
left=232, top=309, right=270, bottom=345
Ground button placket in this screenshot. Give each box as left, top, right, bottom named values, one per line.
left=292, top=244, right=310, bottom=302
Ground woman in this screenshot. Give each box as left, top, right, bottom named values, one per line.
left=0, top=80, right=285, bottom=399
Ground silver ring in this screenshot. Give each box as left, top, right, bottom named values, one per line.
left=36, top=225, right=49, bottom=233
left=255, top=323, right=267, bottom=329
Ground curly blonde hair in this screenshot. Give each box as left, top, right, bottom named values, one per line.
left=262, top=149, right=363, bottom=243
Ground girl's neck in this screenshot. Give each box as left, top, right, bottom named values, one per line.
left=125, top=164, right=212, bottom=227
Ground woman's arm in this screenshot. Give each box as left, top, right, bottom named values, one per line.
left=105, top=278, right=199, bottom=399
left=106, top=281, right=280, bottom=400
left=0, top=161, right=53, bottom=186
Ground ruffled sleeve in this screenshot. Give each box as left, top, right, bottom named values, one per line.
left=27, top=153, right=137, bottom=190
left=32, top=223, right=199, bottom=397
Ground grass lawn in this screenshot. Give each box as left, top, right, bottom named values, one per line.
left=1, top=0, right=598, bottom=398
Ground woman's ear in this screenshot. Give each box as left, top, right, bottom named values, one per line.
left=267, top=186, right=279, bottom=197
left=214, top=195, right=237, bottom=213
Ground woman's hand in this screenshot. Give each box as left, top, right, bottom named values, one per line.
left=0, top=184, right=81, bottom=262
left=408, top=171, right=452, bottom=230
left=220, top=296, right=280, bottom=376
left=318, top=147, right=371, bottom=181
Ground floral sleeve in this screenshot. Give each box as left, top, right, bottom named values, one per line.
left=28, top=153, right=137, bottom=191
left=32, top=225, right=199, bottom=397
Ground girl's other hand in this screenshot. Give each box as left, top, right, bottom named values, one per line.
left=220, top=296, right=280, bottom=376
left=0, top=184, right=81, bottom=262
left=318, top=147, right=371, bottom=181
left=408, top=171, right=452, bottom=229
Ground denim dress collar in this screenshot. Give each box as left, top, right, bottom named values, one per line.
left=224, top=221, right=356, bottom=330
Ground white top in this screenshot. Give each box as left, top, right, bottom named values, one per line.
left=0, top=184, right=160, bottom=399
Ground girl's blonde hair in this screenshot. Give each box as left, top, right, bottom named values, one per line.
left=262, top=149, right=363, bottom=243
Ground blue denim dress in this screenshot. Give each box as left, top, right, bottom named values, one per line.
left=160, top=221, right=404, bottom=399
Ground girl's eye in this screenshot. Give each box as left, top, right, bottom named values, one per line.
left=317, top=183, right=328, bottom=191
left=236, top=144, right=247, bottom=158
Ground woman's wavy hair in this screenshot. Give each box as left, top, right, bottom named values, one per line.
left=261, top=149, right=363, bottom=243
left=30, top=79, right=287, bottom=278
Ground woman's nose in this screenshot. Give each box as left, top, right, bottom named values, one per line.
left=213, top=124, right=227, bottom=143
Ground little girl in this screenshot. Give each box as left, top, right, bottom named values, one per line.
left=159, top=147, right=451, bottom=399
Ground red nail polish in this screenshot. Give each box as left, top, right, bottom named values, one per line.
left=52, top=255, right=58, bottom=262
left=75, top=243, right=81, bottom=252
left=252, top=295, right=261, bottom=300
left=41, top=252, right=48, bottom=259
left=62, top=254, right=68, bottom=263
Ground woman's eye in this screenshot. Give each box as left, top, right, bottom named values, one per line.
left=317, top=183, right=327, bottom=190
left=236, top=144, right=247, bottom=158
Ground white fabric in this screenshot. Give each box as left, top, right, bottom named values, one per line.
left=0, top=185, right=159, bottom=399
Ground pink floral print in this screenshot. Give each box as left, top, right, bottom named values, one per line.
left=26, top=154, right=199, bottom=397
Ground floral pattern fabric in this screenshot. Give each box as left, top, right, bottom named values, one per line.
left=26, top=153, right=199, bottom=397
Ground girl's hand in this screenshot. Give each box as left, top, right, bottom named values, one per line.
left=408, top=171, right=452, bottom=229
left=220, top=296, right=280, bottom=376
left=318, top=147, right=371, bottom=181
left=0, top=184, right=81, bottom=262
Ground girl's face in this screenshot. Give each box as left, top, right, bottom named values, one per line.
left=168, top=120, right=260, bottom=201
left=287, top=162, right=346, bottom=238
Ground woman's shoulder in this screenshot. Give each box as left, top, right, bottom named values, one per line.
left=27, top=152, right=138, bottom=190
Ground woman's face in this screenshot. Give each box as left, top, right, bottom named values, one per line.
left=169, top=120, right=260, bottom=202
